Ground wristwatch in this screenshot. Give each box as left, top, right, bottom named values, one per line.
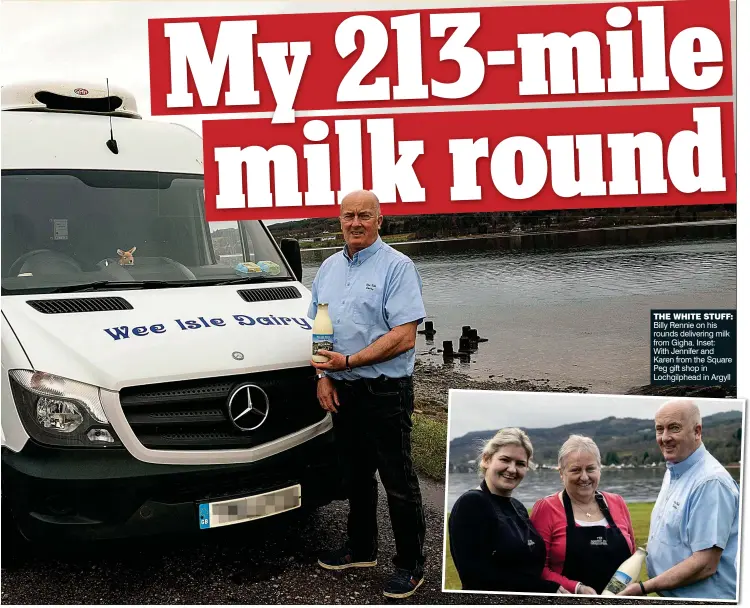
left=315, top=371, right=326, bottom=380
left=345, top=355, right=352, bottom=372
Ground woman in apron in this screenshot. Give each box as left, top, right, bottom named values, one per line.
left=449, top=428, right=565, bottom=594
left=530, top=434, right=636, bottom=594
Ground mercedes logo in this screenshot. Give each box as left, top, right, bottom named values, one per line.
left=232, top=351, right=244, bottom=361
left=226, top=384, right=270, bottom=431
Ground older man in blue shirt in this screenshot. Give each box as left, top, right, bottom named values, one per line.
left=619, top=399, right=739, bottom=600
left=308, top=190, right=427, bottom=599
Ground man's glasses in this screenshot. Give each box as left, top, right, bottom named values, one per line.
left=340, top=212, right=377, bottom=223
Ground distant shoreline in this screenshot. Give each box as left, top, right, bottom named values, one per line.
left=300, top=218, right=736, bottom=262
left=302, top=218, right=737, bottom=252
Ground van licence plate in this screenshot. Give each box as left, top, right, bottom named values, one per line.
left=198, top=484, right=301, bottom=529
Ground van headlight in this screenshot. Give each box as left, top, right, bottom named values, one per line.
left=9, top=370, right=121, bottom=447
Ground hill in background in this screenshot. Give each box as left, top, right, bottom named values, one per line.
left=268, top=204, right=736, bottom=248
left=449, top=411, right=742, bottom=473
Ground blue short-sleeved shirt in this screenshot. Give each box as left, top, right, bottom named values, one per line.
left=307, top=237, right=426, bottom=380
left=647, top=443, right=739, bottom=600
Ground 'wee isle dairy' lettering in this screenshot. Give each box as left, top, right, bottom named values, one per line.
left=103, top=314, right=311, bottom=340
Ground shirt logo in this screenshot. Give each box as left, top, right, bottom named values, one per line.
left=591, top=537, right=608, bottom=546
left=527, top=539, right=535, bottom=547
left=365, top=283, right=377, bottom=291
left=672, top=500, right=681, bottom=510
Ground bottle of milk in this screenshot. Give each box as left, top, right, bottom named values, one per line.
left=312, top=303, right=334, bottom=363
left=601, top=547, right=648, bottom=595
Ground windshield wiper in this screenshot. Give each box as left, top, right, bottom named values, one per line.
left=212, top=276, right=295, bottom=286
left=44, top=281, right=192, bottom=293
left=2, top=281, right=172, bottom=295
left=3, top=276, right=295, bottom=295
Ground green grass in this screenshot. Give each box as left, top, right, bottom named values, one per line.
left=444, top=502, right=656, bottom=594
left=443, top=517, right=462, bottom=590
left=412, top=414, right=447, bottom=481
left=628, top=502, right=654, bottom=590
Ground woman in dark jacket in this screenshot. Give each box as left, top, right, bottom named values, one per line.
left=449, top=428, right=564, bottom=594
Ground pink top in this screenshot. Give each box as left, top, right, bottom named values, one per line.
left=529, top=492, right=636, bottom=593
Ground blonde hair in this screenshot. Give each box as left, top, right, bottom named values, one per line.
left=479, top=428, right=534, bottom=474
left=558, top=435, right=601, bottom=471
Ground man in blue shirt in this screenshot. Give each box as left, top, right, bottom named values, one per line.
left=619, top=399, right=739, bottom=600
left=308, top=190, right=427, bottom=599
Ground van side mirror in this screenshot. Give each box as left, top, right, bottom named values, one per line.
left=280, top=238, right=302, bottom=282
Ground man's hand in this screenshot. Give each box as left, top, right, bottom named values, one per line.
left=310, top=322, right=419, bottom=374
left=618, top=583, right=645, bottom=596
left=556, top=586, right=571, bottom=594
left=577, top=585, right=597, bottom=595
left=316, top=376, right=340, bottom=413
left=637, top=546, right=723, bottom=596
left=311, top=350, right=347, bottom=372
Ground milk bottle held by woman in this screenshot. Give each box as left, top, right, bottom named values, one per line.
left=312, top=303, right=334, bottom=363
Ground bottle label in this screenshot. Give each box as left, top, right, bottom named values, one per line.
left=605, top=570, right=632, bottom=595
left=312, top=334, right=334, bottom=355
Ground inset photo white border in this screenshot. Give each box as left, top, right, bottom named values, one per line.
left=442, top=390, right=746, bottom=603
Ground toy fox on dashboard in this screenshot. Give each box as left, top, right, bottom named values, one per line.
left=117, top=247, right=137, bottom=266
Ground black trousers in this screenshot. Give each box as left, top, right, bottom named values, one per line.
left=331, top=375, right=426, bottom=571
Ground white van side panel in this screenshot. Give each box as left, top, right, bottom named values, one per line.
left=1, top=314, right=32, bottom=452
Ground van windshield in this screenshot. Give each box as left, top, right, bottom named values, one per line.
left=1, top=170, right=292, bottom=294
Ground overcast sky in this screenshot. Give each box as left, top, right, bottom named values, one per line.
left=2, top=0, right=576, bottom=135
left=1, top=1, right=316, bottom=137
left=448, top=390, right=745, bottom=440
left=2, top=0, right=735, bottom=135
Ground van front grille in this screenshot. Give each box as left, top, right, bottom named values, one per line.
left=119, top=368, right=325, bottom=450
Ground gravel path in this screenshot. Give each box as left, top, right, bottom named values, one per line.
left=0, top=477, right=460, bottom=605
left=1, top=475, right=691, bottom=605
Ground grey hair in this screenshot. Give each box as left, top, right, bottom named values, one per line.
left=558, top=435, right=602, bottom=471
left=478, top=428, right=534, bottom=475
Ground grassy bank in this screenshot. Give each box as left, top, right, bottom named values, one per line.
left=444, top=502, right=655, bottom=594
left=412, top=412, right=447, bottom=482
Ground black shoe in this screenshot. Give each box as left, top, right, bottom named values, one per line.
left=383, top=566, right=424, bottom=599
left=317, top=545, right=377, bottom=571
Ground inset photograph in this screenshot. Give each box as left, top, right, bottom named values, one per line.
left=442, top=391, right=745, bottom=602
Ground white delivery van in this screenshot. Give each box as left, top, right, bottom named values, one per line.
left=0, top=82, right=341, bottom=552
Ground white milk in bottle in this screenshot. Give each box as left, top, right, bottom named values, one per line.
left=601, top=547, right=648, bottom=596
left=312, top=303, right=334, bottom=363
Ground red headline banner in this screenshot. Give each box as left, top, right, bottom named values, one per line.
left=202, top=102, right=736, bottom=221
left=149, top=0, right=733, bottom=121
left=147, top=0, right=736, bottom=220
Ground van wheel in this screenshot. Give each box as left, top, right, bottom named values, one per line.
left=1, top=496, right=30, bottom=569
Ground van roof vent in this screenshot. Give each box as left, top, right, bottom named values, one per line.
left=2, top=81, right=141, bottom=118
left=27, top=296, right=134, bottom=314
left=237, top=286, right=302, bottom=303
